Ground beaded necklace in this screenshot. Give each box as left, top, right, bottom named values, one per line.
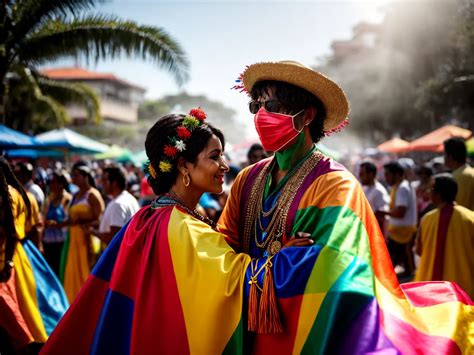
left=151, top=192, right=216, bottom=228
left=242, top=150, right=323, bottom=255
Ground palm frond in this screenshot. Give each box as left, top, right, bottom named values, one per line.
left=19, top=15, right=190, bottom=85
left=37, top=76, right=101, bottom=124
left=11, top=0, right=96, bottom=40
left=13, top=65, right=70, bottom=125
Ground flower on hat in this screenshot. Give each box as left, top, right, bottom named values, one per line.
left=163, top=144, right=178, bottom=158
left=159, top=160, right=172, bottom=173
left=176, top=126, right=191, bottom=139
left=175, top=140, right=186, bottom=152
left=189, top=108, right=206, bottom=121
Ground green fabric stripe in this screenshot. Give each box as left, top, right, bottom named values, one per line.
left=301, top=256, right=375, bottom=354
left=59, top=230, right=70, bottom=283
left=222, top=318, right=244, bottom=355
left=291, top=205, right=372, bottom=266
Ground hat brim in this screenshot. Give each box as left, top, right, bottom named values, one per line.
left=242, top=61, right=350, bottom=132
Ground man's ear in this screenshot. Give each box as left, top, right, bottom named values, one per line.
left=303, top=107, right=316, bottom=126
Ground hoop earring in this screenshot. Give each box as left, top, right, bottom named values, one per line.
left=183, top=172, right=190, bottom=187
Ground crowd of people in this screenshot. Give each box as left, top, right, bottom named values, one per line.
left=1, top=60, right=472, bottom=353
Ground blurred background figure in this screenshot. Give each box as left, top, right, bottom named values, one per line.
left=139, top=164, right=156, bottom=207
left=414, top=165, right=435, bottom=219
left=15, top=162, right=45, bottom=209
left=384, top=161, right=418, bottom=278
left=444, top=138, right=474, bottom=210
left=43, top=170, right=72, bottom=276
left=359, top=161, right=389, bottom=234
left=61, top=162, right=105, bottom=303
left=93, top=166, right=139, bottom=245
left=415, top=174, right=474, bottom=298
left=245, top=143, right=268, bottom=167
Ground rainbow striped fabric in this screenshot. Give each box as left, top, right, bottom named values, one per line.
left=41, top=156, right=473, bottom=353
left=220, top=155, right=473, bottom=354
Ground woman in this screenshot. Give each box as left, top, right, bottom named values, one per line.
left=60, top=162, right=105, bottom=302
left=43, top=170, right=72, bottom=277
left=42, top=109, right=472, bottom=354
left=0, top=157, right=68, bottom=353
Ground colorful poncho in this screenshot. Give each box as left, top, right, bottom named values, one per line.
left=219, top=154, right=473, bottom=354
left=41, top=155, right=473, bottom=353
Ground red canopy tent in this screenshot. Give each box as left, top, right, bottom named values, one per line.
left=377, top=137, right=410, bottom=153
left=408, top=125, right=472, bottom=152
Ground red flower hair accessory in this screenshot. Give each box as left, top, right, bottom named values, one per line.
left=156, top=107, right=208, bottom=174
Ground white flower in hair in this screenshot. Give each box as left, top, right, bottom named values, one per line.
left=175, top=140, right=186, bottom=152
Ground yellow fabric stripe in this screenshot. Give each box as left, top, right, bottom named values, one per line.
left=168, top=208, right=251, bottom=354
left=13, top=242, right=47, bottom=342
left=293, top=293, right=325, bottom=355
left=293, top=247, right=347, bottom=353
left=376, top=278, right=474, bottom=352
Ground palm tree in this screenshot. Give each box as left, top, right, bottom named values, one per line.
left=0, top=0, right=189, bottom=132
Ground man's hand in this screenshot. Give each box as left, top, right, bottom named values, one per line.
left=283, top=232, right=314, bottom=248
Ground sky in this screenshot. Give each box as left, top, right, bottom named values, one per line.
left=70, top=0, right=391, bottom=139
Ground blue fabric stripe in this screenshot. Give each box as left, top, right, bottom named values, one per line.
left=91, top=222, right=129, bottom=281
left=90, top=289, right=134, bottom=355
left=22, top=239, right=69, bottom=335
left=244, top=245, right=322, bottom=300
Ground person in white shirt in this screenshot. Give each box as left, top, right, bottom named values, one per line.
left=95, top=166, right=139, bottom=244
left=15, top=162, right=45, bottom=209
left=383, top=161, right=418, bottom=277
left=359, top=161, right=390, bottom=234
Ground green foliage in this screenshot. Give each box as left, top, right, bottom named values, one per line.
left=0, top=0, right=189, bottom=133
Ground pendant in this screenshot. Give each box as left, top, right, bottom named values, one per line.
left=268, top=240, right=282, bottom=255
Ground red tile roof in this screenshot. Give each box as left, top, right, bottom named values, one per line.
left=41, top=67, right=145, bottom=91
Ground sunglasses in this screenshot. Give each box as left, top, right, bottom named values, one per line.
left=248, top=99, right=283, bottom=114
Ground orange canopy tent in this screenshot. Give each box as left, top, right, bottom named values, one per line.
left=408, top=125, right=472, bottom=152
left=377, top=137, right=410, bottom=153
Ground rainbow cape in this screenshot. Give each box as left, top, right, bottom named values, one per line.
left=41, top=156, right=473, bottom=353
left=220, top=155, right=473, bottom=354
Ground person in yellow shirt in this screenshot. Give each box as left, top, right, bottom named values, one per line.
left=415, top=174, right=474, bottom=298
left=444, top=137, right=474, bottom=210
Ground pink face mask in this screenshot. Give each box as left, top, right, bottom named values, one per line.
left=254, top=107, right=304, bottom=152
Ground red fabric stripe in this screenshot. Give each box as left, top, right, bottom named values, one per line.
left=41, top=276, right=109, bottom=354
left=252, top=295, right=303, bottom=353
left=110, top=207, right=189, bottom=354
left=401, top=281, right=474, bottom=307
left=431, top=204, right=454, bottom=280
left=381, top=309, right=462, bottom=355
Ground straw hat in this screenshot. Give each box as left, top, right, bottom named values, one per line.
left=242, top=60, right=350, bottom=132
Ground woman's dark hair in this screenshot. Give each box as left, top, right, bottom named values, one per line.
left=251, top=80, right=327, bottom=143
left=0, top=158, right=24, bottom=281
left=51, top=169, right=71, bottom=193
left=72, top=161, right=96, bottom=189
left=145, top=114, right=225, bottom=195
left=433, top=173, right=458, bottom=203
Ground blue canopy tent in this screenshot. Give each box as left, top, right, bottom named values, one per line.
left=36, top=128, right=109, bottom=155
left=0, top=124, right=43, bottom=149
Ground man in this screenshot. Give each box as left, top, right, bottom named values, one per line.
left=246, top=143, right=267, bottom=167
left=444, top=137, right=474, bottom=210
left=219, top=61, right=392, bottom=352
left=359, top=161, right=389, bottom=233
left=15, top=162, right=45, bottom=209
left=415, top=174, right=473, bottom=298
left=383, top=161, right=418, bottom=277
left=94, top=166, right=139, bottom=244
